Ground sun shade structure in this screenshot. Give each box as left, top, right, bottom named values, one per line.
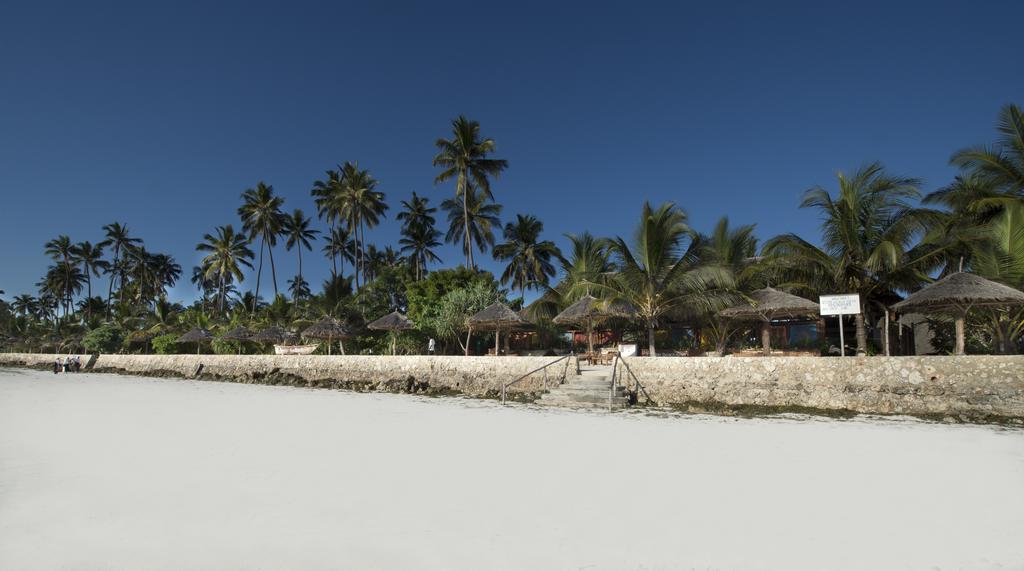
left=468, top=302, right=527, bottom=355
left=367, top=311, right=415, bottom=355
left=219, top=326, right=253, bottom=354
left=252, top=326, right=290, bottom=344
left=177, top=327, right=213, bottom=355
left=719, top=287, right=820, bottom=356
left=553, top=295, right=637, bottom=355
left=891, top=272, right=1024, bottom=355
left=301, top=318, right=350, bottom=355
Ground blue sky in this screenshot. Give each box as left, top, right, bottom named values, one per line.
left=1, top=0, right=1021, bottom=303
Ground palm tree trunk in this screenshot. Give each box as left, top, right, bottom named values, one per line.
left=330, top=220, right=338, bottom=277
left=855, top=312, right=868, bottom=356
left=464, top=326, right=472, bottom=356
left=106, top=247, right=119, bottom=319
left=253, top=238, right=264, bottom=315
left=647, top=319, right=656, bottom=357
left=84, top=263, right=92, bottom=320
left=268, top=238, right=279, bottom=296
left=461, top=174, right=473, bottom=269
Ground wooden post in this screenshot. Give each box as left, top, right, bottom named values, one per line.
left=761, top=321, right=771, bottom=356
left=883, top=308, right=891, bottom=357
left=495, top=327, right=500, bottom=356
left=955, top=313, right=966, bottom=355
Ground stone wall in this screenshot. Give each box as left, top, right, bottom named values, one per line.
left=3, top=353, right=1023, bottom=422
left=613, top=355, right=1024, bottom=422
left=0, top=353, right=572, bottom=400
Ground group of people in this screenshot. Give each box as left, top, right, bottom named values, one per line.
left=53, top=356, right=82, bottom=374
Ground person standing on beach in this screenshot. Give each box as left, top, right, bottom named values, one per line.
left=427, top=338, right=435, bottom=355
left=53, top=358, right=60, bottom=374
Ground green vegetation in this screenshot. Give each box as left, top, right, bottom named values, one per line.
left=2, top=106, right=1023, bottom=356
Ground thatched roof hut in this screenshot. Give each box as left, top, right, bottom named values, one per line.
left=367, top=311, right=415, bottom=355
left=892, top=272, right=1024, bottom=355
left=177, top=327, right=213, bottom=354
left=220, top=326, right=253, bottom=341
left=252, top=326, right=290, bottom=344
left=719, top=288, right=820, bottom=356
left=367, top=311, right=415, bottom=331
left=553, top=296, right=637, bottom=354
left=301, top=318, right=349, bottom=355
left=468, top=302, right=527, bottom=355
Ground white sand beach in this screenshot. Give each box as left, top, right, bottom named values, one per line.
left=1, top=368, right=1023, bottom=570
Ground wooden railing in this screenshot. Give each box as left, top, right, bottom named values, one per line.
left=610, top=354, right=654, bottom=409
left=500, top=354, right=575, bottom=405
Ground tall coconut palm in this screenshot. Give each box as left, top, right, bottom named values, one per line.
left=338, top=162, right=387, bottom=289
left=238, top=182, right=285, bottom=307
left=597, top=202, right=729, bottom=356
left=72, top=241, right=109, bottom=320
left=322, top=226, right=356, bottom=280
left=44, top=235, right=76, bottom=315
left=191, top=265, right=215, bottom=312
left=11, top=294, right=38, bottom=318
left=196, top=225, right=255, bottom=313
left=99, top=222, right=142, bottom=317
left=399, top=223, right=443, bottom=281
left=311, top=169, right=344, bottom=276
left=433, top=116, right=509, bottom=268
left=283, top=209, right=319, bottom=301
left=493, top=214, right=560, bottom=298
left=952, top=103, right=1024, bottom=197
left=763, top=162, right=927, bottom=355
left=442, top=184, right=502, bottom=266
left=397, top=192, right=437, bottom=234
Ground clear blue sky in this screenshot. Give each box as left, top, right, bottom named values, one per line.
left=2, top=0, right=1021, bottom=303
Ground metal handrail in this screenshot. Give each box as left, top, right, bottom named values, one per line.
left=614, top=355, right=654, bottom=406
left=501, top=354, right=574, bottom=405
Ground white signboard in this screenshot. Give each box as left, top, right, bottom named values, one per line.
left=819, top=294, right=861, bottom=316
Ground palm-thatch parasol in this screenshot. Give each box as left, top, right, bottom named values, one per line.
left=301, top=318, right=350, bottom=355
left=177, top=327, right=213, bottom=355
left=891, top=272, right=1024, bottom=355
left=367, top=311, right=415, bottom=355
left=553, top=295, right=637, bottom=355
left=468, top=302, right=527, bottom=356
left=719, top=287, right=820, bottom=356
left=219, top=326, right=253, bottom=354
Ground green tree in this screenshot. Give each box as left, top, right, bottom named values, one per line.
left=72, top=241, right=109, bottom=320
left=492, top=214, right=560, bottom=299
left=952, top=103, right=1024, bottom=197
left=441, top=184, right=502, bottom=263
left=433, top=116, right=508, bottom=268
left=99, top=222, right=142, bottom=318
left=763, top=162, right=927, bottom=355
left=338, top=162, right=387, bottom=290
left=238, top=181, right=285, bottom=304
left=44, top=235, right=76, bottom=316
left=283, top=208, right=319, bottom=301
left=196, top=225, right=255, bottom=313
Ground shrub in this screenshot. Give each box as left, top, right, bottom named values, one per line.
left=151, top=333, right=180, bottom=355
left=82, top=324, right=124, bottom=354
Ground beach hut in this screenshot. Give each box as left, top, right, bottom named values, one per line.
left=177, top=327, right=213, bottom=355
left=367, top=311, right=415, bottom=355
left=468, top=302, right=527, bottom=356
left=719, top=287, right=820, bottom=356
left=301, top=318, right=350, bottom=355
left=553, top=295, right=636, bottom=356
left=220, top=326, right=253, bottom=354
left=891, top=272, right=1024, bottom=355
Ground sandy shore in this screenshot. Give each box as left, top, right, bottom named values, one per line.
left=2, top=368, right=1023, bottom=570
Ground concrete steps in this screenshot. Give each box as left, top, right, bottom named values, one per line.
left=537, top=365, right=629, bottom=410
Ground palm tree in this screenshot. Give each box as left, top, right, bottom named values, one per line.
left=952, top=104, right=1024, bottom=197
left=433, top=116, right=509, bottom=268
left=763, top=162, right=927, bottom=355
left=694, top=217, right=765, bottom=353
left=322, top=226, right=356, bottom=280
left=311, top=169, right=344, bottom=276
left=191, top=265, right=215, bottom=312
left=99, top=222, right=142, bottom=317
left=283, top=209, right=319, bottom=302
left=399, top=223, right=443, bottom=281
left=442, top=184, right=502, bottom=265
left=598, top=202, right=729, bottom=356
left=397, top=192, right=437, bottom=233
left=44, top=235, right=76, bottom=316
left=287, top=275, right=312, bottom=301
left=338, top=162, right=387, bottom=289
left=11, top=294, right=38, bottom=318
left=72, top=241, right=108, bottom=319
left=493, top=214, right=560, bottom=298
left=238, top=182, right=285, bottom=306
left=196, top=225, right=255, bottom=313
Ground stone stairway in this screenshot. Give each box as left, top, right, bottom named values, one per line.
left=537, top=364, right=629, bottom=409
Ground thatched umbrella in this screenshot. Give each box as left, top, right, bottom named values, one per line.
left=553, top=295, right=636, bottom=355
left=719, top=287, right=820, bottom=356
left=220, top=326, right=253, bottom=355
left=177, top=327, right=213, bottom=355
left=468, top=302, right=526, bottom=356
left=301, top=318, right=350, bottom=355
left=251, top=326, right=291, bottom=354
left=891, top=272, right=1024, bottom=355
left=367, top=311, right=415, bottom=355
